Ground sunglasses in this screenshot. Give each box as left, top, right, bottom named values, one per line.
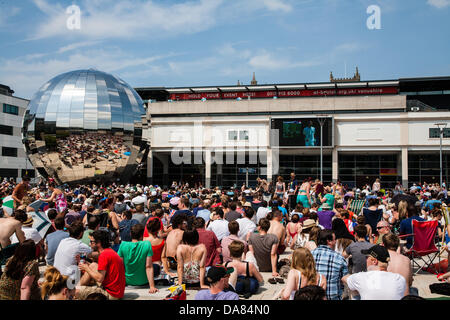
left=376, top=226, right=388, bottom=230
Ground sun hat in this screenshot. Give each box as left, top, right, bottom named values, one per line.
left=302, top=219, right=317, bottom=229
left=321, top=203, right=332, bottom=210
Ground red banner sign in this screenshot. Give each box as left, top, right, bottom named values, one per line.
left=169, top=86, right=398, bottom=101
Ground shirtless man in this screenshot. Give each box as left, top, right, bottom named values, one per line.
left=268, top=210, right=286, bottom=255
left=12, top=176, right=30, bottom=209
left=161, top=213, right=188, bottom=276
left=0, top=210, right=27, bottom=260
left=383, top=233, right=413, bottom=296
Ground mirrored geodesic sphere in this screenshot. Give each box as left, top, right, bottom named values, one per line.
left=22, top=69, right=148, bottom=185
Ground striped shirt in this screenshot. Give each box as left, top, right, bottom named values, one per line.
left=312, top=245, right=348, bottom=300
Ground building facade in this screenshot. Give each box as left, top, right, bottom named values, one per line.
left=0, top=85, right=36, bottom=182
left=136, top=76, right=450, bottom=189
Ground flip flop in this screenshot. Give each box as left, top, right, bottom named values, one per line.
left=268, top=278, right=277, bottom=284
left=276, top=278, right=285, bottom=284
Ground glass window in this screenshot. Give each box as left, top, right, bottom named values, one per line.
left=239, top=130, right=249, bottom=141
left=2, top=147, right=17, bottom=157
left=3, top=104, right=19, bottom=115
left=228, top=130, right=238, bottom=141
left=21, top=169, right=35, bottom=178
left=0, top=125, right=13, bottom=135
left=429, top=128, right=450, bottom=138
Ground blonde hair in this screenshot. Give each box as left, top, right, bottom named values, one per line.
left=291, top=247, right=318, bottom=286
left=41, top=266, right=69, bottom=299
left=398, top=200, right=408, bottom=220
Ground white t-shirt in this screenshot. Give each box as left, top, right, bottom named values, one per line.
left=256, top=207, right=270, bottom=224
left=10, top=226, right=42, bottom=244
left=236, top=218, right=256, bottom=241
left=207, top=219, right=230, bottom=241
left=53, top=237, right=92, bottom=277
left=347, top=270, right=406, bottom=300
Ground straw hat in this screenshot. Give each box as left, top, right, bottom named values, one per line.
left=302, top=219, right=317, bottom=229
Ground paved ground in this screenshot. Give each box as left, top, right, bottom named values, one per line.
left=36, top=247, right=449, bottom=300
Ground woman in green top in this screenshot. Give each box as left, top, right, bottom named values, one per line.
left=0, top=240, right=41, bottom=300
left=319, top=188, right=335, bottom=211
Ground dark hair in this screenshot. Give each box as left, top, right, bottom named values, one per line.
left=47, top=209, right=58, bottom=220
left=131, top=224, right=145, bottom=240
left=68, top=221, right=84, bottom=238
left=354, top=225, right=367, bottom=239
left=22, top=176, right=30, bottom=182
left=182, top=229, right=199, bottom=246
left=85, top=292, right=108, bottom=300
left=228, top=240, right=245, bottom=258
left=88, top=216, right=100, bottom=230
left=14, top=209, right=28, bottom=223
left=291, top=214, right=299, bottom=223
left=91, top=230, right=111, bottom=249
left=229, top=202, right=237, bottom=211
left=317, top=230, right=335, bottom=246
left=294, top=285, right=326, bottom=300
left=258, top=218, right=271, bottom=232
left=382, top=232, right=400, bottom=251
left=401, top=295, right=426, bottom=301
left=368, top=197, right=379, bottom=207
left=172, top=213, right=187, bottom=229
left=5, top=240, right=36, bottom=280
left=54, top=217, right=65, bottom=230
left=116, top=194, right=124, bottom=202
left=180, top=197, right=190, bottom=208
left=261, top=200, right=268, bottom=208
left=228, top=221, right=239, bottom=235
left=244, top=207, right=254, bottom=219
left=146, top=218, right=161, bottom=234
left=123, top=210, right=132, bottom=220
left=193, top=217, right=206, bottom=229
left=215, top=208, right=224, bottom=219
left=407, top=203, right=418, bottom=218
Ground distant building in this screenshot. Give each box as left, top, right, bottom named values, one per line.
left=0, top=84, right=36, bottom=182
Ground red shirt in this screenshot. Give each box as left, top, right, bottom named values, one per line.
left=196, top=228, right=221, bottom=267
left=98, top=248, right=126, bottom=299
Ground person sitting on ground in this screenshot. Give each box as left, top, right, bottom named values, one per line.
left=356, top=215, right=373, bottom=243
left=311, top=230, right=348, bottom=300
left=118, top=210, right=140, bottom=242
left=161, top=213, right=188, bottom=276
left=362, top=197, right=384, bottom=237
left=224, top=202, right=242, bottom=222
left=78, top=230, right=126, bottom=300
left=221, top=221, right=248, bottom=263
left=0, top=210, right=27, bottom=263
left=286, top=214, right=302, bottom=248
left=193, top=217, right=221, bottom=267
left=117, top=224, right=158, bottom=293
left=375, top=220, right=391, bottom=245
left=170, top=197, right=194, bottom=224
left=53, top=220, right=91, bottom=277
left=45, top=217, right=69, bottom=266
left=293, top=285, right=327, bottom=300
left=342, top=244, right=406, bottom=300
left=343, top=225, right=373, bottom=274
left=281, top=247, right=326, bottom=300
left=176, top=228, right=207, bottom=289
left=195, top=265, right=239, bottom=300
left=207, top=208, right=230, bottom=241
left=143, top=218, right=165, bottom=274
left=316, top=202, right=335, bottom=230
left=331, top=218, right=354, bottom=256
left=81, top=215, right=100, bottom=246
left=248, top=218, right=279, bottom=277
left=236, top=206, right=257, bottom=241
left=383, top=233, right=413, bottom=296
left=293, top=219, right=316, bottom=250
left=256, top=200, right=270, bottom=224
left=224, top=240, right=263, bottom=297
left=40, top=266, right=75, bottom=300
left=0, top=240, right=41, bottom=300
left=267, top=210, right=286, bottom=255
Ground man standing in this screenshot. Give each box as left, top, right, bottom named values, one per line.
left=342, top=245, right=406, bottom=300
left=248, top=218, right=279, bottom=276
left=118, top=224, right=158, bottom=293
left=312, top=230, right=348, bottom=300
left=287, top=172, right=298, bottom=213
left=12, top=176, right=30, bottom=209
left=78, top=230, right=126, bottom=300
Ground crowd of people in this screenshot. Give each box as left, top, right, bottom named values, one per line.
left=0, top=173, right=449, bottom=300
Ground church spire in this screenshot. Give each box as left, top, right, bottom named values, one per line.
left=251, top=72, right=257, bottom=85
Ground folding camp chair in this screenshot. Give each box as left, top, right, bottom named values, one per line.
left=401, top=220, right=441, bottom=275
left=348, top=199, right=365, bottom=216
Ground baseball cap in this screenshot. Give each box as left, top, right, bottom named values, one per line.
left=205, top=265, right=234, bottom=284
left=361, top=245, right=390, bottom=263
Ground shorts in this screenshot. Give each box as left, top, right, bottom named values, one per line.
left=77, top=285, right=120, bottom=300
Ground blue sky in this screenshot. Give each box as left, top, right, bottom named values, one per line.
left=0, top=0, right=449, bottom=99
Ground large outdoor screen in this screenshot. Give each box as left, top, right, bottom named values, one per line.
left=271, top=117, right=333, bottom=147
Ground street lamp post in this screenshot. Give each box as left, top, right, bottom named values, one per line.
left=435, top=123, right=447, bottom=188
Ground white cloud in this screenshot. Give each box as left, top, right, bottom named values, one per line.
left=248, top=50, right=321, bottom=70
left=261, top=0, right=293, bottom=12
left=57, top=40, right=101, bottom=54
left=427, top=0, right=450, bottom=8
left=30, top=0, right=224, bottom=40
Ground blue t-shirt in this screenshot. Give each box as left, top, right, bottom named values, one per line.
left=195, top=289, right=239, bottom=300
left=196, top=209, right=211, bottom=223
left=170, top=209, right=194, bottom=224
left=45, top=230, right=69, bottom=265
left=119, top=219, right=140, bottom=242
